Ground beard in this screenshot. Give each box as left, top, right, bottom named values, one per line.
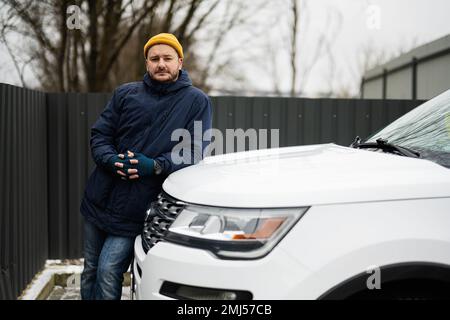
left=149, top=68, right=180, bottom=83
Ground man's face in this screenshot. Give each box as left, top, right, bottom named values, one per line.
left=146, top=44, right=183, bottom=83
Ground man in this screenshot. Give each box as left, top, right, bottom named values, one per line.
left=79, top=33, right=212, bottom=300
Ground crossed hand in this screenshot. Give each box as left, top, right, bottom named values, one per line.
left=108, top=150, right=155, bottom=180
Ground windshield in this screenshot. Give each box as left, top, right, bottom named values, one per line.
left=366, top=89, right=450, bottom=168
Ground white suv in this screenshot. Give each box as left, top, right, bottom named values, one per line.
left=133, top=90, right=450, bottom=300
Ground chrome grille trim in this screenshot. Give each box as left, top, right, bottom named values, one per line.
left=141, top=193, right=185, bottom=253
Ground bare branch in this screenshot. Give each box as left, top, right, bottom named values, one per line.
left=290, top=0, right=299, bottom=96
left=175, top=0, right=201, bottom=43
left=185, top=0, right=220, bottom=42
left=98, top=0, right=161, bottom=84
left=5, top=0, right=57, bottom=54
left=0, top=28, right=26, bottom=86
left=161, top=0, right=177, bottom=33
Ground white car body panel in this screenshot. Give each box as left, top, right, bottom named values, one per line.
left=134, top=198, right=450, bottom=299
left=134, top=236, right=312, bottom=300
left=277, top=198, right=450, bottom=298
left=162, top=144, right=450, bottom=207
left=134, top=143, right=450, bottom=299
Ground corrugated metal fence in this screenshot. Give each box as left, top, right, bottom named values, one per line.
left=0, top=83, right=424, bottom=299
left=47, top=93, right=110, bottom=261
left=0, top=84, right=48, bottom=300
left=209, top=96, right=421, bottom=147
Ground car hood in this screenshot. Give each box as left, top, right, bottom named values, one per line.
left=162, top=144, right=450, bottom=207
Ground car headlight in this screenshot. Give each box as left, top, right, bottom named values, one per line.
left=165, top=205, right=309, bottom=259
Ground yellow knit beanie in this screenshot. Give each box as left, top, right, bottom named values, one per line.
left=143, top=33, right=184, bottom=59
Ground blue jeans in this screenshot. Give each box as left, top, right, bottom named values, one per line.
left=80, top=219, right=135, bottom=300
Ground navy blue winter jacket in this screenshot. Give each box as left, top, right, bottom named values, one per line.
left=80, top=70, right=212, bottom=237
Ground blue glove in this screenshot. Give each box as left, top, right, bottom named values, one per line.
left=132, top=153, right=155, bottom=177
left=106, top=154, right=133, bottom=176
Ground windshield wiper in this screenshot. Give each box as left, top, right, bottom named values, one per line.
left=350, top=137, right=421, bottom=158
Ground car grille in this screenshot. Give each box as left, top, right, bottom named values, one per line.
left=141, top=193, right=185, bottom=253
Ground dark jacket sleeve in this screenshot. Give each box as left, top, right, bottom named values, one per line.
left=90, top=88, right=122, bottom=168
left=155, top=94, right=212, bottom=175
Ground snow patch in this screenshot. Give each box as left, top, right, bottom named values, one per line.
left=20, top=260, right=84, bottom=300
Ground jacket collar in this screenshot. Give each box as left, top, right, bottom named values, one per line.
left=143, top=69, right=192, bottom=94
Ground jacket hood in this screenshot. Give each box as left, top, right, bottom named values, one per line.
left=143, top=69, right=192, bottom=94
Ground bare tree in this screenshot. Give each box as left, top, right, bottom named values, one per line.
left=345, top=41, right=414, bottom=98
left=284, top=0, right=343, bottom=97
left=0, top=11, right=30, bottom=87
left=0, top=0, right=267, bottom=93
left=264, top=39, right=282, bottom=96
left=316, top=7, right=343, bottom=97
left=290, top=0, right=299, bottom=96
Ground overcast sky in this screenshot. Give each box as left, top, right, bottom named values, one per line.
left=235, top=0, right=450, bottom=96
left=1, top=0, right=450, bottom=97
